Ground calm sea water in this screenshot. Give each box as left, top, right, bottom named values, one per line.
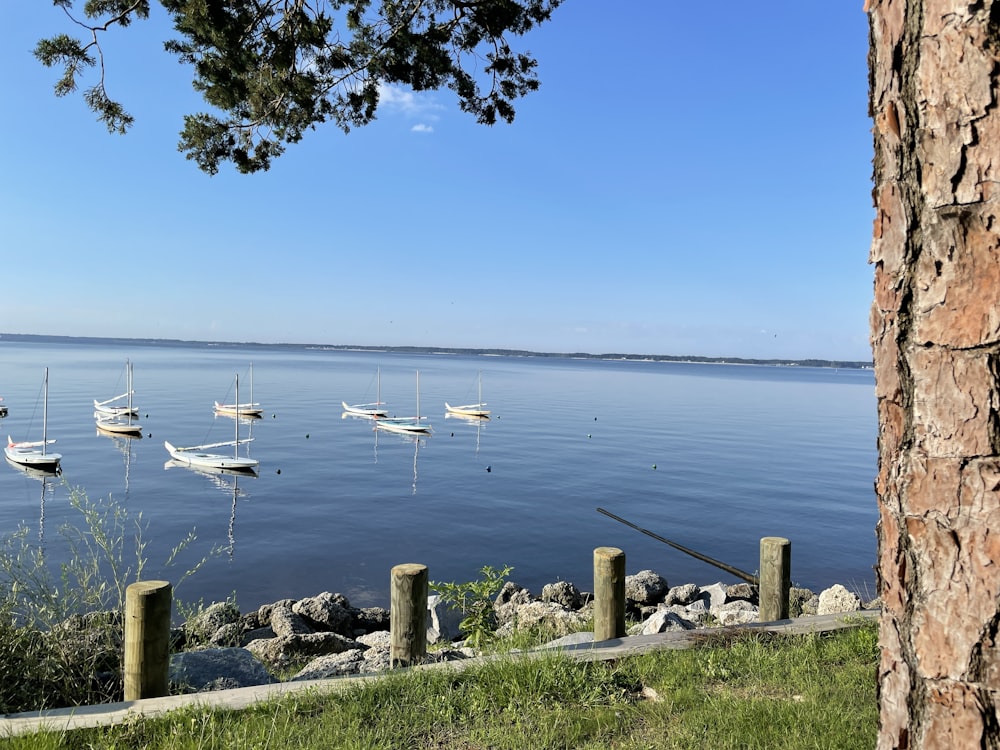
left=0, top=340, right=878, bottom=610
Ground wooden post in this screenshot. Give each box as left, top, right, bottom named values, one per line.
left=124, top=580, right=172, bottom=701
left=390, top=563, right=428, bottom=668
left=593, top=546, right=626, bottom=641
left=759, top=537, right=791, bottom=622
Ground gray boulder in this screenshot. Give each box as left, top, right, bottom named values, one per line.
left=789, top=587, right=819, bottom=617
left=495, top=582, right=533, bottom=607
left=269, top=605, right=314, bottom=637
left=696, top=582, right=728, bottom=610
left=725, top=583, right=758, bottom=603
left=625, top=570, right=669, bottom=605
left=360, top=646, right=393, bottom=673
left=291, top=649, right=366, bottom=680
left=495, top=601, right=588, bottom=638
left=185, top=601, right=241, bottom=645
left=713, top=599, right=759, bottom=626
left=541, top=581, right=583, bottom=610
left=634, top=608, right=696, bottom=635
left=817, top=584, right=862, bottom=615
left=293, top=592, right=354, bottom=635
left=356, top=630, right=391, bottom=650
left=170, top=648, right=274, bottom=693
left=245, top=631, right=357, bottom=670
left=664, top=583, right=700, bottom=606
left=352, top=606, right=390, bottom=634
left=427, top=594, right=465, bottom=644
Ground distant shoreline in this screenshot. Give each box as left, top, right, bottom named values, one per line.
left=0, top=332, right=873, bottom=371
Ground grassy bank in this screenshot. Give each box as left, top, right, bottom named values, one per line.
left=8, top=622, right=877, bottom=749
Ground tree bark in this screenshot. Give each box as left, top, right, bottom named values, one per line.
left=868, top=0, right=1000, bottom=746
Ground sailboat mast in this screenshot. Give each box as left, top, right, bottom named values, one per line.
left=249, top=363, right=253, bottom=408
left=416, top=370, right=421, bottom=421
left=127, top=360, right=133, bottom=425
left=234, top=373, right=239, bottom=458
left=42, top=367, right=48, bottom=457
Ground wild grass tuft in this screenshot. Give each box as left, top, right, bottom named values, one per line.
left=0, top=486, right=218, bottom=712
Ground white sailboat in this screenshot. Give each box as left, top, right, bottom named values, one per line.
left=445, top=371, right=490, bottom=418
left=214, top=363, right=263, bottom=418
left=343, top=367, right=389, bottom=418
left=95, top=360, right=142, bottom=437
left=6, top=367, right=61, bottom=471
left=376, top=370, right=432, bottom=435
left=94, top=359, right=139, bottom=417
left=166, top=373, right=260, bottom=472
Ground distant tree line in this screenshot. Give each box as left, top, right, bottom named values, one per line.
left=0, top=334, right=872, bottom=369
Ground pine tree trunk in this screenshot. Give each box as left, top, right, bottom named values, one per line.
left=868, top=0, right=1000, bottom=746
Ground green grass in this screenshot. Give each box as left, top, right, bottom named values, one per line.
left=5, top=623, right=878, bottom=750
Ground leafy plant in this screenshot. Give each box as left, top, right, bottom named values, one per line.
left=430, top=565, right=513, bottom=649
left=0, top=484, right=219, bottom=712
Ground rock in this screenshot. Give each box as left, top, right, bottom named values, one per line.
left=817, top=584, right=862, bottom=615
left=170, top=648, right=274, bottom=693
left=725, top=583, right=758, bottom=604
left=291, top=649, right=366, bottom=680
left=790, top=587, right=819, bottom=617
left=713, top=600, right=759, bottom=626
left=664, top=583, right=700, bottom=606
left=351, top=607, right=390, bottom=634
left=360, top=647, right=393, bottom=674
left=245, top=631, right=357, bottom=670
left=625, top=570, right=669, bottom=605
left=293, top=592, right=353, bottom=635
left=635, top=608, right=696, bottom=635
left=494, top=583, right=535, bottom=628
left=257, top=600, right=295, bottom=624
left=427, top=595, right=465, bottom=644
left=269, top=605, right=313, bottom=637
left=541, top=581, right=583, bottom=610
left=495, top=601, right=588, bottom=638
left=696, top=582, right=728, bottom=610
left=185, top=601, right=241, bottom=645
left=239, top=625, right=276, bottom=646
left=209, top=622, right=245, bottom=647
left=495, top=581, right=533, bottom=607
left=356, top=630, right=391, bottom=650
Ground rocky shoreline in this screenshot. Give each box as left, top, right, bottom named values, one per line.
left=167, top=572, right=877, bottom=694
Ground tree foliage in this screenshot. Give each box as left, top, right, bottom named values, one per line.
left=35, top=0, right=563, bottom=174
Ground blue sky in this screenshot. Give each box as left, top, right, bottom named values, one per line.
left=3, top=2, right=873, bottom=361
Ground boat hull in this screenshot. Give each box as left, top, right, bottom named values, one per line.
left=164, top=441, right=258, bottom=472
left=445, top=402, right=490, bottom=418
left=342, top=401, right=388, bottom=418
left=214, top=402, right=263, bottom=418
left=5, top=445, right=62, bottom=469
left=96, top=418, right=143, bottom=437
left=375, top=418, right=432, bottom=435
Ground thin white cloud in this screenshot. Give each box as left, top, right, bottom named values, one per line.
left=377, top=82, right=444, bottom=122
left=411, top=123, right=434, bottom=133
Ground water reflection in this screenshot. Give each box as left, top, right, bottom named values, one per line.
left=5, top=457, right=59, bottom=542
left=390, top=433, right=427, bottom=495
left=95, top=429, right=139, bottom=499
left=342, top=410, right=381, bottom=463
left=164, top=460, right=256, bottom=557
left=445, top=411, right=488, bottom=458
